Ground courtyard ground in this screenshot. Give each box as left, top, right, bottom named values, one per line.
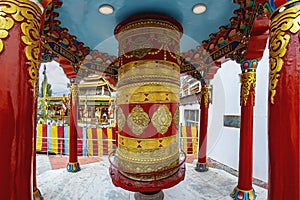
left=36, top=155, right=267, bottom=200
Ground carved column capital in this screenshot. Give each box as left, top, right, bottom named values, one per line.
left=70, top=82, right=79, bottom=103
left=241, top=72, right=256, bottom=106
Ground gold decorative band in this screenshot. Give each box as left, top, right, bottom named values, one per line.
left=118, top=27, right=180, bottom=49
left=117, top=145, right=179, bottom=181
left=117, top=147, right=179, bottom=164
left=117, top=60, right=180, bottom=104
left=118, top=60, right=180, bottom=80
left=118, top=159, right=179, bottom=181
left=118, top=134, right=178, bottom=150
left=117, top=84, right=179, bottom=104
left=241, top=72, right=256, bottom=106
left=115, top=18, right=182, bottom=38
left=269, top=2, right=300, bottom=104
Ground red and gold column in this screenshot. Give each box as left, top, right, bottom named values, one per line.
left=33, top=68, right=43, bottom=200
left=195, top=85, right=209, bottom=172
left=268, top=1, right=300, bottom=199
left=110, top=15, right=185, bottom=194
left=231, top=59, right=257, bottom=200
left=66, top=79, right=80, bottom=172
left=0, top=0, right=42, bottom=199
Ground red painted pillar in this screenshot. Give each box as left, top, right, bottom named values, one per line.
left=195, top=85, right=209, bottom=172
left=268, top=1, right=300, bottom=199
left=33, top=70, right=43, bottom=200
left=231, top=59, right=257, bottom=200
left=0, top=0, right=42, bottom=199
left=67, top=79, right=80, bottom=172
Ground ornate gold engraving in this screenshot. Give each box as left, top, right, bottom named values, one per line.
left=117, top=84, right=179, bottom=105
left=70, top=83, right=79, bottom=103
left=117, top=21, right=181, bottom=62
left=127, top=106, right=150, bottom=135
left=117, top=141, right=179, bottom=166
left=200, top=86, right=209, bottom=108
left=241, top=72, right=256, bottom=106
left=0, top=0, right=41, bottom=91
left=117, top=60, right=180, bottom=105
left=270, top=3, right=300, bottom=103
left=130, top=36, right=152, bottom=58
left=118, top=134, right=178, bottom=150
left=115, top=18, right=182, bottom=38
left=118, top=60, right=180, bottom=78
left=173, top=107, right=179, bottom=130
left=117, top=107, right=126, bottom=131
left=152, top=105, right=172, bottom=134
left=118, top=157, right=179, bottom=181
left=0, top=16, right=14, bottom=53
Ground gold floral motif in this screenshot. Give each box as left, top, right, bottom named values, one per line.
left=241, top=72, right=256, bottom=106
left=70, top=83, right=79, bottom=103
left=151, top=105, right=172, bottom=134
left=127, top=106, right=150, bottom=135
left=117, top=107, right=126, bottom=131
left=0, top=0, right=41, bottom=90
left=200, top=86, right=209, bottom=108
left=0, top=16, right=14, bottom=53
left=173, top=106, right=179, bottom=130
left=270, top=3, right=300, bottom=104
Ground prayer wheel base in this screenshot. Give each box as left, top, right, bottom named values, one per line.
left=134, top=191, right=164, bottom=200
left=109, top=164, right=185, bottom=193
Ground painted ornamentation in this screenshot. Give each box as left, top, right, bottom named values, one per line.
left=151, top=105, right=172, bottom=134
left=127, top=106, right=150, bottom=135
left=70, top=83, right=79, bottom=104
left=173, top=107, right=179, bottom=130
left=117, top=107, right=126, bottom=131
left=0, top=15, right=14, bottom=53
left=230, top=187, right=256, bottom=200
left=241, top=72, right=256, bottom=106
left=0, top=0, right=41, bottom=91
left=269, top=3, right=300, bottom=103
left=200, top=86, right=209, bottom=108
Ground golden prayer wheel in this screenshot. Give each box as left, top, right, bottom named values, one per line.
left=114, top=15, right=183, bottom=181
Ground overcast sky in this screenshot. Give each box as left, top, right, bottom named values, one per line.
left=39, top=61, right=69, bottom=96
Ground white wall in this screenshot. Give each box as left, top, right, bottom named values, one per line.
left=207, top=47, right=269, bottom=182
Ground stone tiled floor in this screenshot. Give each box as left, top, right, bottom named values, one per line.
left=36, top=155, right=268, bottom=200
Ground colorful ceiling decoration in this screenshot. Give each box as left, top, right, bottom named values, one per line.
left=40, top=0, right=90, bottom=77
left=41, top=0, right=269, bottom=83
left=77, top=50, right=118, bottom=82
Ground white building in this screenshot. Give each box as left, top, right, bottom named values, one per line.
left=179, top=46, right=269, bottom=182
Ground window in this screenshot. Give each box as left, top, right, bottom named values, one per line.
left=184, top=109, right=199, bottom=126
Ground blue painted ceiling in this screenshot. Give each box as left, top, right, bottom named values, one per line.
left=57, top=0, right=240, bottom=55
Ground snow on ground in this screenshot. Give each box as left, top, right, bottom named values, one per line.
left=37, top=156, right=267, bottom=200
